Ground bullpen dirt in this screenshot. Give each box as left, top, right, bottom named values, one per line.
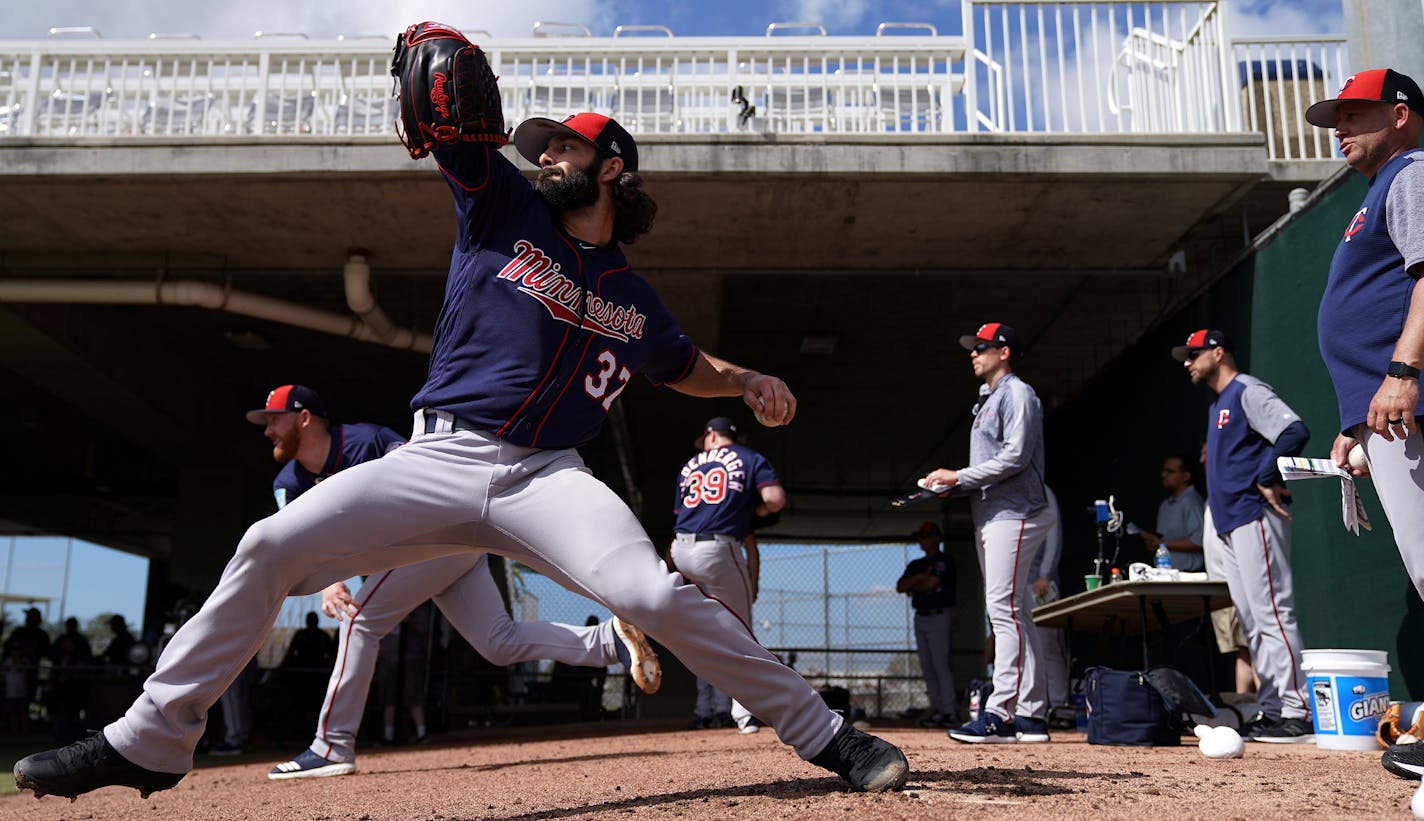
left=2, top=724, right=1409, bottom=820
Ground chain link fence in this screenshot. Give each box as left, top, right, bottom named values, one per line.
left=755, top=542, right=938, bottom=720
left=497, top=541, right=975, bottom=721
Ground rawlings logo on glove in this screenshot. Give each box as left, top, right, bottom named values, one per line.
left=390, top=21, right=508, bottom=159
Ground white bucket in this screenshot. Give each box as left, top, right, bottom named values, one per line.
left=1302, top=649, right=1391, bottom=751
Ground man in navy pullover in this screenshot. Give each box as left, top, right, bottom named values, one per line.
left=1173, top=329, right=1312, bottom=742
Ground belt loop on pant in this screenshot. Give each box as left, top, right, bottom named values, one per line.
left=417, top=408, right=482, bottom=436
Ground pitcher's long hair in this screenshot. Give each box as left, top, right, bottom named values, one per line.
left=611, top=171, right=657, bottom=244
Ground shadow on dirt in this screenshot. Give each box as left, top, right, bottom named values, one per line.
left=468, top=765, right=1150, bottom=820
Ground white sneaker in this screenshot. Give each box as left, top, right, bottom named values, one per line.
left=736, top=716, right=761, bottom=734
left=268, top=749, right=356, bottom=780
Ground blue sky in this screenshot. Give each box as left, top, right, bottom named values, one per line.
left=0, top=537, right=148, bottom=632
left=0, top=0, right=1344, bottom=41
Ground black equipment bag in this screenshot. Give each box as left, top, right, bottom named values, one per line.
left=1084, top=666, right=1184, bottom=746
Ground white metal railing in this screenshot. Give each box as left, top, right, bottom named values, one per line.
left=0, top=33, right=966, bottom=139
left=966, top=0, right=1235, bottom=133
left=1232, top=36, right=1348, bottom=160
left=0, top=7, right=1350, bottom=160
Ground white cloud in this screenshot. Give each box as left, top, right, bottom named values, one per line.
left=0, top=0, right=615, bottom=40
left=1228, top=0, right=1343, bottom=38
left=773, top=0, right=871, bottom=33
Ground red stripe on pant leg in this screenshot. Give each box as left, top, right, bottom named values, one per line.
left=317, top=571, right=395, bottom=755
left=1257, top=518, right=1308, bottom=714
left=1010, top=519, right=1026, bottom=717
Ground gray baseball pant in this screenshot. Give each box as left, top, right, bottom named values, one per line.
left=1356, top=424, right=1424, bottom=600
left=310, top=552, right=616, bottom=763
left=105, top=422, right=840, bottom=774
left=1032, top=623, right=1069, bottom=707
left=975, top=508, right=1053, bottom=721
left=670, top=534, right=754, bottom=726
left=912, top=610, right=957, bottom=717
left=1202, top=506, right=1250, bottom=654
left=1216, top=510, right=1308, bottom=720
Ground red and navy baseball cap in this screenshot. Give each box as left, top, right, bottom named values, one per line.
left=1305, top=68, right=1424, bottom=127
left=694, top=416, right=737, bottom=448
left=513, top=112, right=639, bottom=172
left=911, top=521, right=942, bottom=539
left=245, top=385, right=326, bottom=425
left=958, top=322, right=1023, bottom=353
left=1170, top=329, right=1234, bottom=362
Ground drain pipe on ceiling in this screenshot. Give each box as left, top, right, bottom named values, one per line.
left=0, top=265, right=432, bottom=355
left=343, top=251, right=425, bottom=351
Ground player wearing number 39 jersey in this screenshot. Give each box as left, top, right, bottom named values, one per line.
left=672, top=417, right=784, bottom=733
left=14, top=46, right=907, bottom=800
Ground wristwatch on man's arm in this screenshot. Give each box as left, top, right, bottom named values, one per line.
left=1387, top=361, right=1421, bottom=379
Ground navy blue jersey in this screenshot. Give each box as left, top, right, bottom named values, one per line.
left=1205, top=376, right=1301, bottom=534
left=409, top=144, right=699, bottom=449
left=273, top=423, right=406, bottom=508
left=672, top=444, right=779, bottom=539
left=1319, top=149, right=1424, bottom=431
left=900, top=553, right=956, bottom=611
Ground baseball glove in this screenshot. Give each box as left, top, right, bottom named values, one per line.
left=1378, top=701, right=1424, bottom=748
left=389, top=21, right=507, bottom=159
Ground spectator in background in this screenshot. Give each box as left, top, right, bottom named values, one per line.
left=376, top=603, right=431, bottom=745
left=51, top=618, right=93, bottom=664
left=1137, top=453, right=1207, bottom=571
left=4, top=645, right=31, bottom=734
left=283, top=612, right=336, bottom=670
left=99, top=615, right=134, bottom=666
left=550, top=616, right=608, bottom=721
left=47, top=617, right=95, bottom=742
left=4, top=607, right=52, bottom=667
left=896, top=521, right=957, bottom=728
left=1029, top=487, right=1070, bottom=722
left=210, top=659, right=258, bottom=756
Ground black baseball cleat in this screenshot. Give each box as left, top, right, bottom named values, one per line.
left=1382, top=742, right=1424, bottom=780
left=808, top=722, right=909, bottom=792
left=13, top=733, right=185, bottom=801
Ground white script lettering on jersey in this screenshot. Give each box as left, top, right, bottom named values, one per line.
left=680, top=447, right=748, bottom=493
left=496, top=240, right=648, bottom=342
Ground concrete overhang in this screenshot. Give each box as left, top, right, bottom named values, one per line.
left=0, top=133, right=1271, bottom=276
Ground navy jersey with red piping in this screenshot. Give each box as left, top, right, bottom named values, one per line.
left=1319, top=149, right=1424, bottom=431
left=672, top=443, right=779, bottom=539
left=273, top=423, right=406, bottom=509
left=409, top=143, right=698, bottom=449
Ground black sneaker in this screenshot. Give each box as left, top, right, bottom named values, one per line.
left=1383, top=742, right=1424, bottom=780
left=13, top=733, right=185, bottom=800
left=1247, top=716, right=1315, bottom=743
left=808, top=722, right=909, bottom=792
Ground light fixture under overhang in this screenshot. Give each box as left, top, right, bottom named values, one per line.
left=800, top=335, right=837, bottom=355
left=224, top=329, right=271, bottom=350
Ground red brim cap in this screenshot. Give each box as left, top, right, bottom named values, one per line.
left=1305, top=68, right=1424, bottom=127
left=245, top=384, right=325, bottom=424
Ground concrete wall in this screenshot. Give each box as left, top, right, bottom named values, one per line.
left=1052, top=169, right=1424, bottom=699
left=1343, top=0, right=1424, bottom=82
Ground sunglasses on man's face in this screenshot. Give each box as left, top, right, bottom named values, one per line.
left=1183, top=349, right=1206, bottom=362
left=972, top=342, right=1002, bottom=354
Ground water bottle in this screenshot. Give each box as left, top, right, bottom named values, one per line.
left=1155, top=543, right=1173, bottom=569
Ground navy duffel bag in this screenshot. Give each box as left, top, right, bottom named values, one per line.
left=1084, top=666, right=1211, bottom=746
